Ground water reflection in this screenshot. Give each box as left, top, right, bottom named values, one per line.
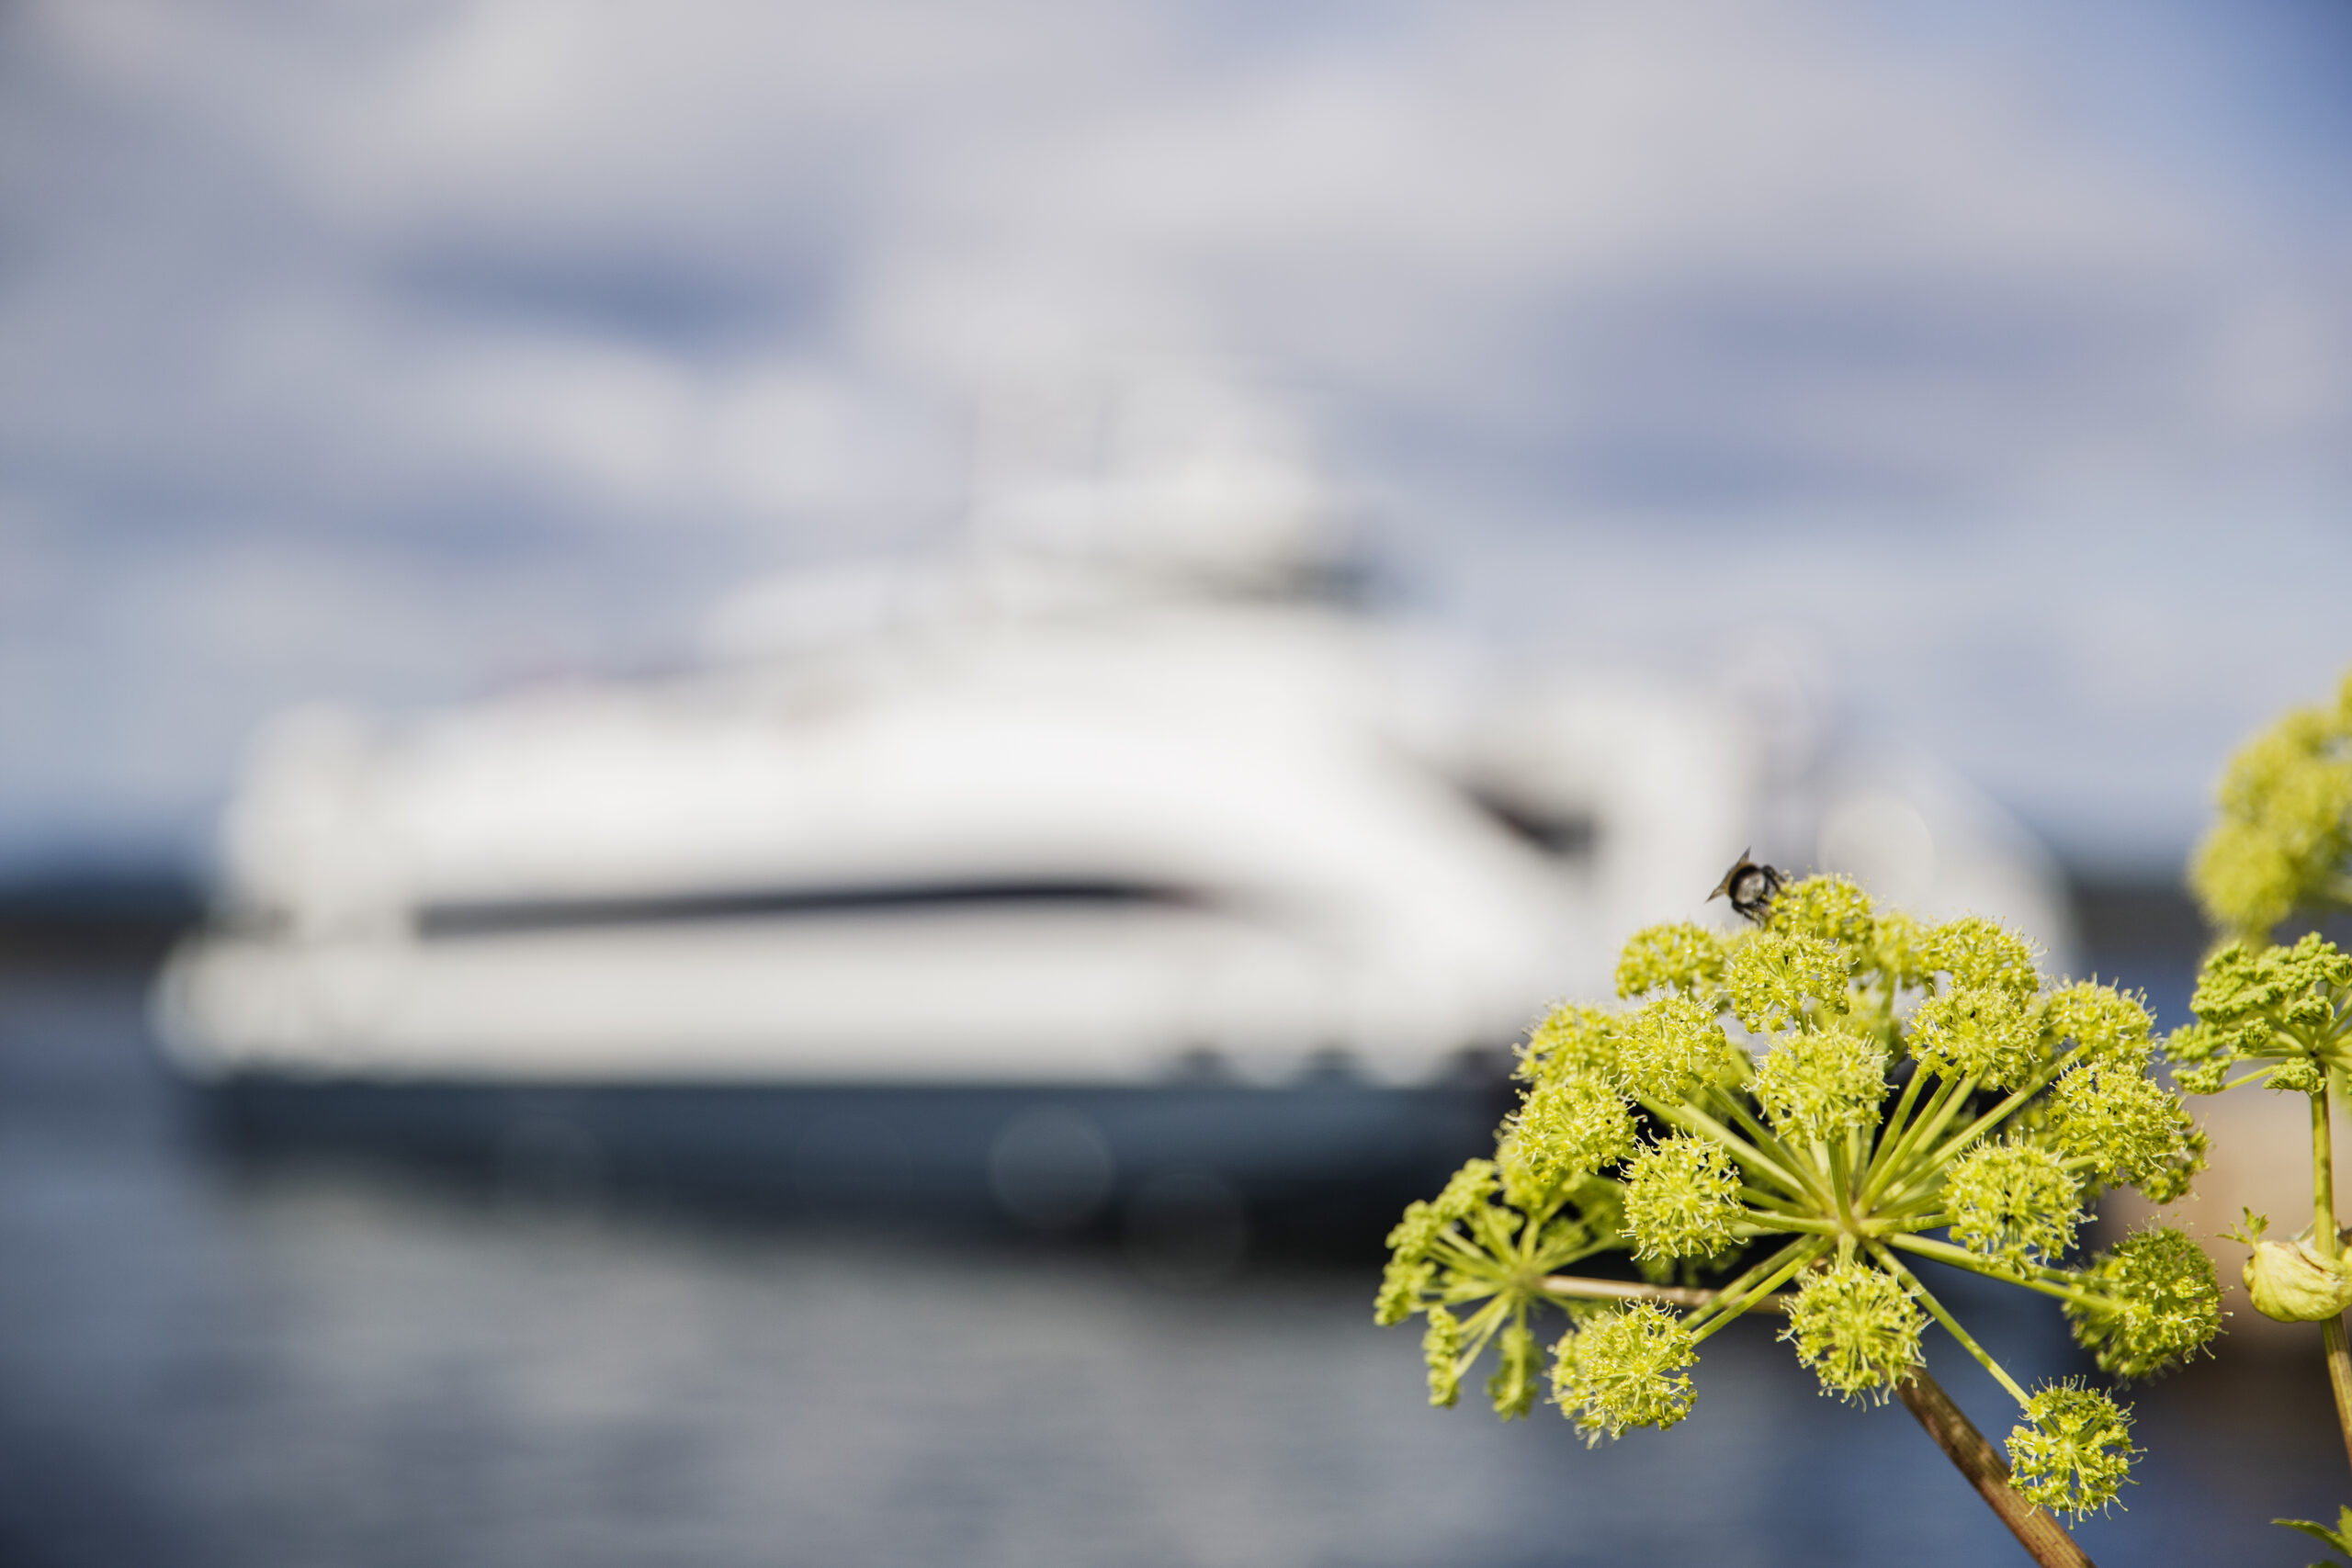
left=0, top=969, right=2341, bottom=1567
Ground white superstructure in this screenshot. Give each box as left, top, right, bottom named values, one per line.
left=153, top=396, right=2074, bottom=1089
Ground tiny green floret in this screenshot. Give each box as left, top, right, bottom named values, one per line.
left=2064, top=1226, right=2223, bottom=1380
left=1486, top=1319, right=1543, bottom=1420
left=2188, top=673, right=2352, bottom=941
left=2007, top=1382, right=2136, bottom=1518
left=1922, top=916, right=2040, bottom=1003
left=1615, top=921, right=1726, bottom=1003
left=1551, top=1302, right=1697, bottom=1444
left=1725, top=930, right=1851, bottom=1033
left=1497, top=1066, right=1635, bottom=1210
left=1908, top=987, right=2041, bottom=1089
left=1517, top=1001, right=1620, bottom=1081
left=2038, top=982, right=2155, bottom=1069
left=1946, top=1139, right=2082, bottom=1276
left=1614, top=994, right=1737, bottom=1101
left=1422, top=1304, right=1464, bottom=1407
left=2045, top=1063, right=2197, bottom=1190
left=1623, top=1134, right=1743, bottom=1262
left=1764, top=873, right=1877, bottom=950
left=1752, top=1025, right=1885, bottom=1145
left=1781, top=1260, right=1925, bottom=1404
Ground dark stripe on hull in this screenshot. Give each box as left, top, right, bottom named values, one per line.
left=191, top=1073, right=1510, bottom=1250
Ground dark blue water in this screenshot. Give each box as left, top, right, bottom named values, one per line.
left=0, top=965, right=2340, bottom=1568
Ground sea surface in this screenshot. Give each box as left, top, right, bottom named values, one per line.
left=0, top=950, right=2344, bottom=1568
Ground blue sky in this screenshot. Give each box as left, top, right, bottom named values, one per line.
left=2, top=0, right=2347, bottom=877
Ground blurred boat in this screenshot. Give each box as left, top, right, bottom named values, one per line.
left=151, top=423, right=2075, bottom=1228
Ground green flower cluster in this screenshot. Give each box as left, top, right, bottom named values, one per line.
left=2064, top=1228, right=2225, bottom=1379
left=1377, top=875, right=2219, bottom=1518
left=1622, top=1134, right=1743, bottom=1262
left=2165, top=933, right=2352, bottom=1326
left=2007, top=1382, right=2138, bottom=1517
left=2172, top=934, right=2352, bottom=1098
left=2189, top=673, right=2352, bottom=942
left=1550, top=1301, right=1697, bottom=1443
left=1781, top=1259, right=1926, bottom=1404
left=1944, top=1139, right=2081, bottom=1277
left=2186, top=671, right=2352, bottom=1568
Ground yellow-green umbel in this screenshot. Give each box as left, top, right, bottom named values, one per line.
left=1376, top=876, right=2218, bottom=1547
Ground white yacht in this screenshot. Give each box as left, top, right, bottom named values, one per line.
left=151, top=434, right=2072, bottom=1229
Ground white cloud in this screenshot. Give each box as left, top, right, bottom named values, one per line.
left=0, top=0, right=2346, bottom=869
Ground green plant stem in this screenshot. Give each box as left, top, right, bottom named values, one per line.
left=2312, top=1086, right=2352, bottom=1477
left=1861, top=1071, right=1978, bottom=1210
left=1826, top=1136, right=1855, bottom=1231
left=1639, top=1096, right=1818, bottom=1205
left=1686, top=1243, right=1829, bottom=1345
left=1917, top=1053, right=2078, bottom=1178
left=1895, top=1369, right=2096, bottom=1568
left=1882, top=1234, right=2107, bottom=1309
left=1718, top=1092, right=1814, bottom=1186
left=1536, top=1275, right=1740, bottom=1311
left=1859, top=1061, right=1933, bottom=1190
left=1871, top=1244, right=2031, bottom=1406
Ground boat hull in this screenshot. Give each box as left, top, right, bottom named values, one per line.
left=188, top=1073, right=1510, bottom=1248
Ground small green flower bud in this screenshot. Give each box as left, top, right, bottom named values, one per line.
left=2189, top=941, right=2282, bottom=1030
left=2194, top=935, right=2352, bottom=1050
left=2166, top=1030, right=2231, bottom=1096
left=1907, top=987, right=2041, bottom=1089
left=1430, top=1158, right=1498, bottom=1224
left=1763, top=874, right=1876, bottom=953
left=1497, top=1067, right=1636, bottom=1209
left=2242, top=1233, right=2352, bottom=1323
left=1550, top=1302, right=1696, bottom=1444
left=2270, top=1059, right=2326, bottom=1095
left=1751, top=1025, right=1886, bottom=1145
left=1946, top=1138, right=2082, bottom=1274
left=1517, top=1002, right=1618, bottom=1082
left=2006, top=1382, right=2136, bottom=1517
left=1486, top=1319, right=1543, bottom=1419
left=1725, top=931, right=1852, bottom=1033
left=2162, top=1018, right=2229, bottom=1068
left=1622, top=1134, right=1744, bottom=1261
left=1615, top=922, right=1726, bottom=1003
left=2191, top=819, right=2301, bottom=942
left=2037, top=982, right=2154, bottom=1069
left=1374, top=1254, right=1433, bottom=1327
left=1384, top=1201, right=1442, bottom=1267
left=2132, top=1126, right=2208, bottom=1205
left=1422, top=1305, right=1464, bottom=1407
left=2045, top=1063, right=2197, bottom=1190
left=2189, top=699, right=2352, bottom=940
left=1866, top=908, right=1933, bottom=991
left=1615, top=995, right=1738, bottom=1101
left=2064, top=1227, right=2223, bottom=1378
left=1921, top=915, right=2039, bottom=1003
left=2172, top=1060, right=2228, bottom=1097
left=1780, top=1260, right=1924, bottom=1404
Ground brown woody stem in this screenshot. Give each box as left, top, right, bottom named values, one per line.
left=1896, top=1370, right=2092, bottom=1568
